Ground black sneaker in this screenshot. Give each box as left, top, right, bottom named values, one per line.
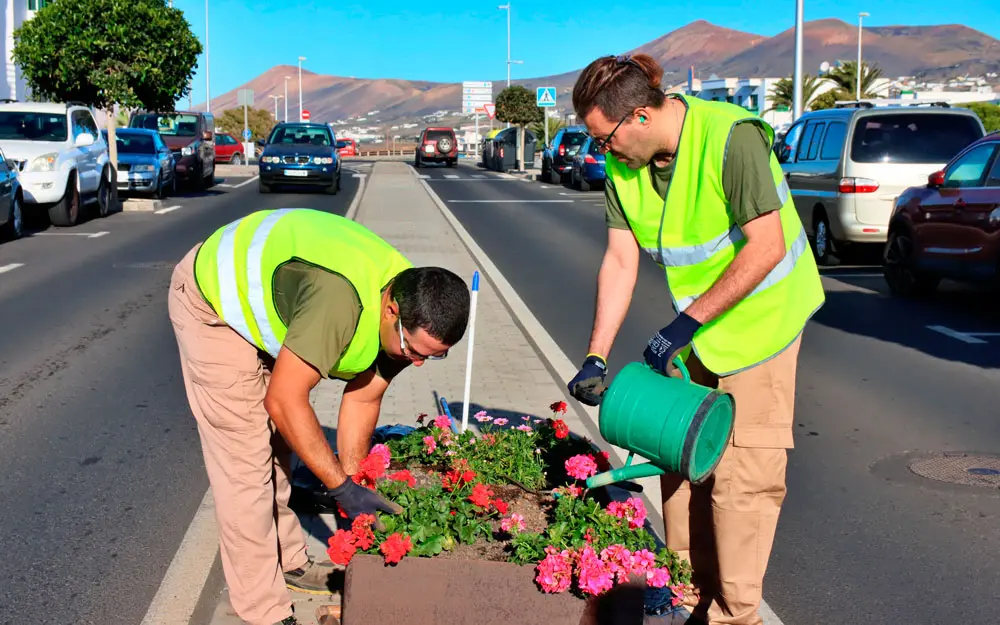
left=275, top=617, right=298, bottom=625
left=284, top=559, right=337, bottom=595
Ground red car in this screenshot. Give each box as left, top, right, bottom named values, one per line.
left=884, top=131, right=1000, bottom=295
left=414, top=127, right=458, bottom=167
left=214, top=132, right=245, bottom=164
left=338, top=138, right=357, bottom=157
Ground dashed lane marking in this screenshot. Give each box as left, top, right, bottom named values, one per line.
left=0, top=263, right=24, bottom=274
left=154, top=205, right=181, bottom=215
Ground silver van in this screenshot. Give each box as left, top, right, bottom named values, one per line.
left=776, top=102, right=985, bottom=264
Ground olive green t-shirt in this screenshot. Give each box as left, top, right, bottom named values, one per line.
left=605, top=120, right=783, bottom=230
left=272, top=261, right=409, bottom=381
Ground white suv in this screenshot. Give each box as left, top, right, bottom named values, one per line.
left=0, top=101, right=112, bottom=227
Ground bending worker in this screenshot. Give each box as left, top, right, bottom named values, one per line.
left=168, top=208, right=470, bottom=625
left=567, top=54, right=824, bottom=625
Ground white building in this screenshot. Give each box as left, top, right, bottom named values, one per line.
left=1, top=0, right=49, bottom=101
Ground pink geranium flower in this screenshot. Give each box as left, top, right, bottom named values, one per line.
left=433, top=414, right=451, bottom=430
left=607, top=497, right=647, bottom=529
left=535, top=548, right=573, bottom=593
left=500, top=513, right=526, bottom=533
left=423, top=435, right=437, bottom=454
left=575, top=546, right=614, bottom=596
left=646, top=567, right=671, bottom=588
left=516, top=424, right=533, bottom=433
left=493, top=417, right=509, bottom=426
left=369, top=443, right=391, bottom=469
left=565, top=454, right=598, bottom=481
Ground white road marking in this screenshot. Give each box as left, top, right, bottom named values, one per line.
left=231, top=175, right=259, bottom=188
left=416, top=169, right=788, bottom=625
left=0, top=263, right=23, bottom=274
left=418, top=174, right=430, bottom=179
left=139, top=490, right=219, bottom=625
left=344, top=173, right=367, bottom=221
left=154, top=205, right=181, bottom=215
left=447, top=199, right=573, bottom=204
left=472, top=175, right=487, bottom=179
left=444, top=174, right=460, bottom=179
left=539, top=185, right=550, bottom=189
left=35, top=231, right=109, bottom=238
left=216, top=183, right=233, bottom=188
left=88, top=231, right=109, bottom=238
left=927, top=325, right=987, bottom=344
left=822, top=271, right=884, bottom=279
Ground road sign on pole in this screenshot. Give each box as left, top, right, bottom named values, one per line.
left=302, top=109, right=311, bottom=121
left=462, top=81, right=493, bottom=114
left=483, top=103, right=496, bottom=120
left=237, top=89, right=254, bottom=107
left=242, top=128, right=252, bottom=140
left=536, top=87, right=556, bottom=107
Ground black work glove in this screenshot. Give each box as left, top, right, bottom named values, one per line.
left=643, top=312, right=702, bottom=376
left=567, top=354, right=608, bottom=406
left=321, top=477, right=403, bottom=531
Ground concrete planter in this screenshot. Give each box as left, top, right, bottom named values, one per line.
left=341, top=554, right=647, bottom=625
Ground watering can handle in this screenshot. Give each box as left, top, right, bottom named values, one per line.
left=669, top=356, right=691, bottom=382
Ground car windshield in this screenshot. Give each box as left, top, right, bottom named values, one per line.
left=562, top=131, right=588, bottom=154
left=425, top=130, right=453, bottom=142
left=116, top=133, right=157, bottom=154
left=269, top=125, right=331, bottom=146
left=0, top=112, right=68, bottom=142
left=131, top=114, right=200, bottom=137
left=850, top=113, right=984, bottom=164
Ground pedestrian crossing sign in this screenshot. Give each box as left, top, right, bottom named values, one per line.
left=536, top=87, right=557, bottom=107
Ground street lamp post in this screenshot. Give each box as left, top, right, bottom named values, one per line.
left=792, top=0, right=803, bottom=120
left=857, top=12, right=870, bottom=101
left=269, top=95, right=283, bottom=121
left=297, top=57, right=306, bottom=122
left=284, top=76, right=291, bottom=122
left=205, top=0, right=210, bottom=112
left=497, top=4, right=522, bottom=129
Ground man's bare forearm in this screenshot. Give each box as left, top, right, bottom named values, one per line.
left=587, top=254, right=638, bottom=359
left=336, top=396, right=382, bottom=476
left=267, top=398, right=347, bottom=489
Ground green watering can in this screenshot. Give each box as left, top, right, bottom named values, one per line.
left=585, top=357, right=735, bottom=488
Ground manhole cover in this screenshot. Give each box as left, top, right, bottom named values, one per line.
left=909, top=454, right=1000, bottom=488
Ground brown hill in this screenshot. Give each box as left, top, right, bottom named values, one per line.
left=205, top=19, right=1000, bottom=125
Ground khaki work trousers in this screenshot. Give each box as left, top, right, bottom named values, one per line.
left=168, top=245, right=308, bottom=625
left=662, top=337, right=801, bottom=625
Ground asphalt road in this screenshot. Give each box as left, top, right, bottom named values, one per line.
left=423, top=161, right=1000, bottom=624
left=0, top=165, right=365, bottom=623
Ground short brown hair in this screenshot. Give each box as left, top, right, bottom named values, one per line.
left=572, top=54, right=666, bottom=120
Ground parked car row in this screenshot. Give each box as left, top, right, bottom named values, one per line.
left=538, top=126, right=606, bottom=190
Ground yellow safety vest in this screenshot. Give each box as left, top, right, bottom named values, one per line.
left=193, top=208, right=413, bottom=379
left=606, top=96, right=824, bottom=375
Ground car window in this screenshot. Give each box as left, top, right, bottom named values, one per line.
left=777, top=121, right=804, bottom=163
left=268, top=125, right=332, bottom=146
left=80, top=111, right=99, bottom=136
left=819, top=122, right=846, bottom=161
left=796, top=122, right=821, bottom=162
left=943, top=143, right=997, bottom=188
left=131, top=113, right=201, bottom=137
left=803, top=121, right=826, bottom=161
left=851, top=113, right=984, bottom=164
left=0, top=111, right=68, bottom=142
left=561, top=131, right=588, bottom=152
left=425, top=130, right=454, bottom=142
left=115, top=133, right=157, bottom=154
left=986, top=148, right=1000, bottom=187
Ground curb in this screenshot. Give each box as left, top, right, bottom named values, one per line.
left=122, top=198, right=162, bottom=212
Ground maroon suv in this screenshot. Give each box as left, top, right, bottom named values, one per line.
left=414, top=127, right=458, bottom=167
left=884, top=131, right=1000, bottom=296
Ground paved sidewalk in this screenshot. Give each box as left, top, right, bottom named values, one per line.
left=206, top=161, right=669, bottom=624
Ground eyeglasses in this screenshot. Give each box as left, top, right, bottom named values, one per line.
left=593, top=112, right=631, bottom=155
left=397, top=318, right=447, bottom=361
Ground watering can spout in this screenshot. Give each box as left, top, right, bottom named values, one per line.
left=586, top=453, right=665, bottom=488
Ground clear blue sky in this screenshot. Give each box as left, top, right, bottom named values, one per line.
left=173, top=0, right=999, bottom=106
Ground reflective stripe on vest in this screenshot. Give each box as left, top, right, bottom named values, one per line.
left=640, top=178, right=791, bottom=267
left=676, top=226, right=809, bottom=310
left=216, top=208, right=293, bottom=356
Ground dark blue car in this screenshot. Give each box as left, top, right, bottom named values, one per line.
left=258, top=123, right=344, bottom=194
left=102, top=128, right=176, bottom=198
left=569, top=136, right=606, bottom=191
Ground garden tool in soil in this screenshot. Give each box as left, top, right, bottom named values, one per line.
left=585, top=356, right=734, bottom=489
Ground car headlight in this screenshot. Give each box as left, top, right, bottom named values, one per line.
left=313, top=156, right=333, bottom=165
left=134, top=164, right=155, bottom=173
left=181, top=144, right=196, bottom=156
left=262, top=155, right=280, bottom=164
left=30, top=153, right=59, bottom=172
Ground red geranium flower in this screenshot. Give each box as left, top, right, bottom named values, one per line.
left=388, top=470, right=417, bottom=488
left=468, top=483, right=494, bottom=508
left=493, top=498, right=509, bottom=515
left=549, top=401, right=568, bottom=414
left=351, top=514, right=376, bottom=550
left=327, top=529, right=357, bottom=566
left=441, top=468, right=477, bottom=491
left=380, top=533, right=413, bottom=565
left=552, top=419, right=570, bottom=440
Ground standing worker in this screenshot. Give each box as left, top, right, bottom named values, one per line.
left=566, top=54, right=824, bottom=625
left=168, top=208, right=470, bottom=625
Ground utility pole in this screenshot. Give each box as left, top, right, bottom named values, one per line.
left=269, top=95, right=283, bottom=122
left=284, top=76, right=290, bottom=122
left=297, top=57, right=306, bottom=122
left=792, top=0, right=803, bottom=120
left=497, top=3, right=522, bottom=129
left=857, top=11, right=870, bottom=100
left=205, top=0, right=210, bottom=112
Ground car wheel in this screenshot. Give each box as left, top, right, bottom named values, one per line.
left=49, top=174, right=81, bottom=227
left=324, top=174, right=339, bottom=195
left=811, top=210, right=834, bottom=266
left=230, top=153, right=243, bottom=165
left=437, top=136, right=454, bottom=154
left=1, top=192, right=23, bottom=241
left=548, top=167, right=561, bottom=185
left=883, top=229, right=940, bottom=297
left=97, top=169, right=113, bottom=218
left=155, top=172, right=168, bottom=199
left=414, top=154, right=422, bottom=168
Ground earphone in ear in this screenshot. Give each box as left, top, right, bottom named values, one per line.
left=639, top=115, right=647, bottom=123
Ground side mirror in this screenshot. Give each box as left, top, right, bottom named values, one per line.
left=203, top=130, right=213, bottom=141
left=75, top=132, right=95, bottom=147
left=928, top=170, right=946, bottom=188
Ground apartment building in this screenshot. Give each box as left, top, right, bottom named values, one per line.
left=1, top=0, right=50, bottom=101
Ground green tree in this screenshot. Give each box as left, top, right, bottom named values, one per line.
left=529, top=115, right=565, bottom=149
left=496, top=85, right=543, bottom=171
left=826, top=61, right=884, bottom=100
left=13, top=0, right=201, bottom=169
left=766, top=74, right=827, bottom=112
left=960, top=102, right=1000, bottom=132
left=217, top=107, right=277, bottom=144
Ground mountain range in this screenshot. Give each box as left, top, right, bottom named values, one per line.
left=205, top=18, right=1000, bottom=126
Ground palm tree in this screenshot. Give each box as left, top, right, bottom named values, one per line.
left=826, top=61, right=884, bottom=100
left=766, top=74, right=825, bottom=113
